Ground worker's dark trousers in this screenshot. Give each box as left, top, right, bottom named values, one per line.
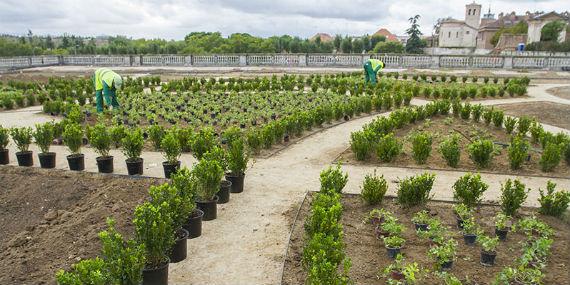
left=363, top=62, right=377, bottom=85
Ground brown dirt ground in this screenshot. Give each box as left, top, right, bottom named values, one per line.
left=282, top=194, right=570, bottom=285
left=547, top=86, right=570, bottom=101
left=0, top=166, right=165, bottom=285
left=496, top=101, right=570, bottom=131
left=338, top=115, right=570, bottom=178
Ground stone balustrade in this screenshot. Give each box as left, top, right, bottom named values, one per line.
left=1, top=53, right=569, bottom=71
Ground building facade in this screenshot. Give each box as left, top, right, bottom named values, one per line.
left=438, top=3, right=481, bottom=48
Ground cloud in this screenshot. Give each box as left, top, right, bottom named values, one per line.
left=0, top=0, right=567, bottom=40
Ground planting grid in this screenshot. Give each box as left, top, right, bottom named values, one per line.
left=0, top=69, right=569, bottom=284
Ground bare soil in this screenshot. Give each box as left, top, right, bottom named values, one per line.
left=0, top=166, right=165, bottom=285
left=283, top=193, right=570, bottom=285
left=496, top=101, right=570, bottom=130
left=547, top=86, right=570, bottom=100
left=338, top=115, right=570, bottom=178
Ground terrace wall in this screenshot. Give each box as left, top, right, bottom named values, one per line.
left=1, top=54, right=569, bottom=71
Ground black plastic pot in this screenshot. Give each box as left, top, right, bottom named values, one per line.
left=440, top=260, right=453, bottom=271
left=96, top=156, right=114, bottom=173
left=169, top=228, right=189, bottom=263
left=414, top=223, right=428, bottom=231
left=16, top=151, right=33, bottom=167
left=142, top=259, right=169, bottom=285
left=463, top=234, right=477, bottom=245
left=0, top=149, right=9, bottom=165
left=480, top=251, right=497, bottom=266
left=217, top=180, right=232, bottom=204
left=38, top=152, right=56, bottom=169
left=126, top=157, right=144, bottom=175
left=183, top=209, right=204, bottom=239
left=197, top=196, right=219, bottom=221
left=225, top=172, right=245, bottom=193
left=67, top=154, right=85, bottom=171
left=495, top=227, right=508, bottom=241
left=386, top=246, right=401, bottom=259
left=163, top=161, right=181, bottom=178
left=390, top=270, right=404, bottom=280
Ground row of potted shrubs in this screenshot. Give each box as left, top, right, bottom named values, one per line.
left=360, top=170, right=567, bottom=284
left=351, top=100, right=570, bottom=172
left=55, top=136, right=249, bottom=284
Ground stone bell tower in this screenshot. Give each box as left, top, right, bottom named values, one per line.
left=465, top=2, right=482, bottom=28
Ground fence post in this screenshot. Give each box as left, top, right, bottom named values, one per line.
left=239, top=55, right=247, bottom=67
left=58, top=55, right=64, bottom=66
left=504, top=57, right=513, bottom=69
left=431, top=55, right=440, bottom=69
left=299, top=54, right=307, bottom=67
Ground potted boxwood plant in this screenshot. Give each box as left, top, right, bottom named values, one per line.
left=377, top=217, right=404, bottom=239
left=161, top=131, right=181, bottom=178
left=384, top=235, right=405, bottom=259
left=203, top=146, right=231, bottom=204
left=382, top=255, right=420, bottom=283
left=88, top=124, right=113, bottom=173
left=453, top=203, right=472, bottom=229
left=225, top=137, right=249, bottom=193
left=149, top=183, right=191, bottom=263
left=10, top=127, right=33, bottom=166
left=428, top=239, right=457, bottom=271
left=411, top=210, right=431, bottom=231
left=478, top=234, right=499, bottom=266
left=494, top=212, right=511, bottom=241
left=461, top=216, right=479, bottom=245
left=122, top=127, right=144, bottom=175
left=193, top=158, right=223, bottom=221
left=33, top=122, right=56, bottom=168
left=0, top=125, right=9, bottom=165
left=134, top=202, right=175, bottom=285
left=63, top=123, right=85, bottom=171
left=171, top=167, right=203, bottom=239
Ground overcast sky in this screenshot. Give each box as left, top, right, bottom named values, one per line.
left=0, top=0, right=567, bottom=40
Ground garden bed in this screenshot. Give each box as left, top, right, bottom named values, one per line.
left=0, top=166, right=164, bottom=284
left=282, top=193, right=570, bottom=284
left=339, top=115, right=570, bottom=178
left=547, top=86, right=570, bottom=101
left=496, top=101, right=570, bottom=130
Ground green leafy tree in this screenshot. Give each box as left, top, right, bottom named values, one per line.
left=405, top=15, right=426, bottom=54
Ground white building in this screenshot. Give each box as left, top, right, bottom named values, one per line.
left=438, top=2, right=481, bottom=48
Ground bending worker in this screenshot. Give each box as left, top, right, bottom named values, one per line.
left=363, top=58, right=385, bottom=85
left=93, top=68, right=123, bottom=113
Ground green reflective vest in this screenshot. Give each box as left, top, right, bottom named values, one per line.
left=94, top=68, right=119, bottom=91
left=369, top=59, right=384, bottom=72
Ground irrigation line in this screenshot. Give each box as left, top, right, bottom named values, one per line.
left=278, top=190, right=310, bottom=284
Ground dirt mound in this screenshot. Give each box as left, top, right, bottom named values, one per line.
left=0, top=166, right=165, bottom=284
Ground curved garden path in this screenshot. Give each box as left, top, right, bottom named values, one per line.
left=1, top=83, right=570, bottom=284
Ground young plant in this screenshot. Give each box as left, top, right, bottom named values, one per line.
left=133, top=202, right=175, bottom=268
left=508, top=136, right=529, bottom=170
left=122, top=127, right=144, bottom=161
left=191, top=127, right=217, bottom=160
left=492, top=110, right=504, bottom=128
left=10, top=127, right=33, bottom=152
left=452, top=173, right=488, bottom=208
left=397, top=173, right=435, bottom=208
left=110, top=125, right=126, bottom=148
left=33, top=122, right=55, bottom=153
left=478, top=235, right=499, bottom=253
left=504, top=117, right=516, bottom=134
left=376, top=133, right=402, bottom=162
left=193, top=158, right=224, bottom=201
left=350, top=130, right=373, bottom=161
left=320, top=163, right=348, bottom=194
left=539, top=142, right=562, bottom=172
left=360, top=170, right=388, bottom=205
left=161, top=131, right=181, bottom=164
left=468, top=139, right=494, bottom=168
left=226, top=138, right=249, bottom=175
left=382, top=255, right=420, bottom=285
left=381, top=217, right=405, bottom=236
left=439, top=134, right=460, bottom=168
left=538, top=181, right=570, bottom=217
left=461, top=216, right=478, bottom=235
left=55, top=258, right=107, bottom=285
left=63, top=123, right=83, bottom=155
left=89, top=124, right=112, bottom=157
left=0, top=125, right=9, bottom=150
left=149, top=183, right=193, bottom=231
left=383, top=235, right=405, bottom=248
left=500, top=179, right=529, bottom=216
left=494, top=212, right=511, bottom=231
left=410, top=131, right=432, bottom=164
left=411, top=210, right=431, bottom=225
left=148, top=124, right=165, bottom=150
left=428, top=239, right=457, bottom=269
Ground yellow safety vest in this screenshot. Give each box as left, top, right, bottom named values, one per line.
left=369, top=59, right=384, bottom=71
left=94, top=68, right=120, bottom=91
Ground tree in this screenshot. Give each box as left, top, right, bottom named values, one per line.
left=405, top=15, right=426, bottom=54
left=541, top=20, right=566, bottom=42
left=352, top=38, right=364, bottom=53
left=373, top=41, right=405, bottom=53
left=370, top=35, right=386, bottom=49
left=45, top=35, right=54, bottom=49
left=333, top=35, right=342, bottom=51
left=340, top=37, right=352, bottom=53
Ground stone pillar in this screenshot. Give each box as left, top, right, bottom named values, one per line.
left=503, top=57, right=513, bottom=69
left=299, top=54, right=307, bottom=67
left=58, top=55, right=64, bottom=66
left=185, top=55, right=192, bottom=66
left=431, top=56, right=440, bottom=69
left=362, top=54, right=371, bottom=64
left=239, top=55, right=247, bottom=66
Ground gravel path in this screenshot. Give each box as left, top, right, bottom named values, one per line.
left=1, top=83, right=570, bottom=284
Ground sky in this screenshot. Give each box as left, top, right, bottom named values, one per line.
left=0, top=0, right=568, bottom=40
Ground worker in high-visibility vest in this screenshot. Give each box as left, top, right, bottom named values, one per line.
left=93, top=68, right=123, bottom=113
left=363, top=58, right=385, bottom=85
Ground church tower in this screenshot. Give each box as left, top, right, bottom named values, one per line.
left=465, top=2, right=482, bottom=28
